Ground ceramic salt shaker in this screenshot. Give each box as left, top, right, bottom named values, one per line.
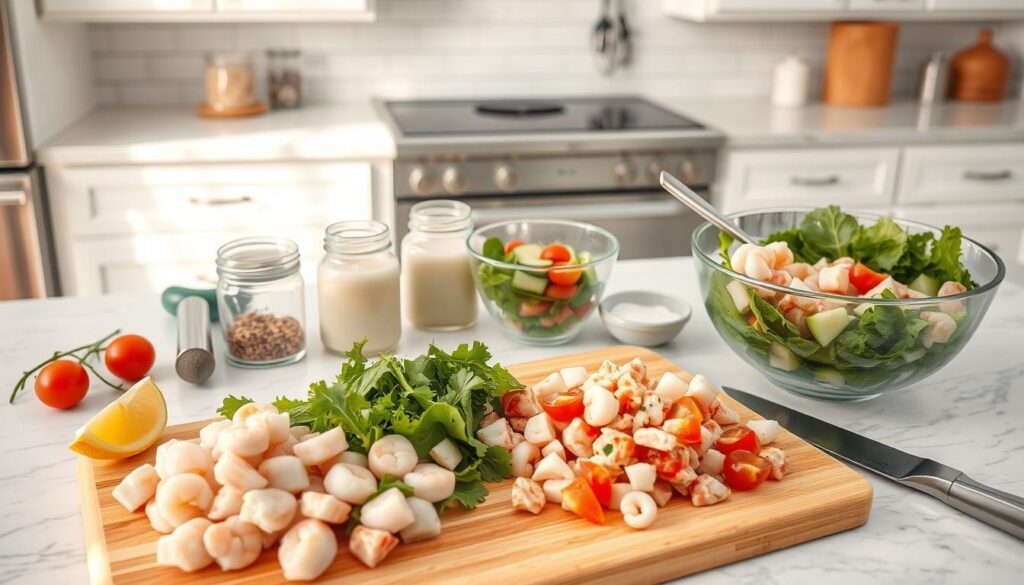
left=771, top=56, right=811, bottom=108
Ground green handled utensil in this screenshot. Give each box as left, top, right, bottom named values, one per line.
left=161, top=286, right=219, bottom=323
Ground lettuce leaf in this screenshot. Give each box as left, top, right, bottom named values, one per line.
left=798, top=205, right=860, bottom=261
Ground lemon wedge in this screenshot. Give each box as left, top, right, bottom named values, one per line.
left=69, top=376, right=168, bottom=460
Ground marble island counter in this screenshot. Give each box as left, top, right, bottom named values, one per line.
left=1, top=257, right=1022, bottom=584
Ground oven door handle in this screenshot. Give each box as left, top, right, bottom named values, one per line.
left=471, top=198, right=686, bottom=223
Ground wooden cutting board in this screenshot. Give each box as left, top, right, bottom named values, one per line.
left=78, top=346, right=873, bottom=585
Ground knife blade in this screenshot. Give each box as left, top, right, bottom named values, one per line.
left=724, top=386, right=1024, bottom=540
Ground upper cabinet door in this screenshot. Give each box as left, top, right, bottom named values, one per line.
left=42, top=0, right=213, bottom=14
left=215, top=0, right=370, bottom=13
left=929, top=0, right=1024, bottom=10
left=849, top=0, right=925, bottom=11
left=711, top=0, right=846, bottom=12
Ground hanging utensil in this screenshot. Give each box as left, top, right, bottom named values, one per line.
left=592, top=0, right=617, bottom=77
left=659, top=171, right=757, bottom=245
left=615, top=0, right=631, bottom=68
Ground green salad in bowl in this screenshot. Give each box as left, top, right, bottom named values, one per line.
left=693, top=206, right=1005, bottom=401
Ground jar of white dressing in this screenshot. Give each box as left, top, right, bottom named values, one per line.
left=317, top=221, right=401, bottom=356
left=401, top=200, right=478, bottom=331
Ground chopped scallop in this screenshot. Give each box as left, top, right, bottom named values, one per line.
left=300, top=491, right=351, bottom=524
left=349, top=525, right=399, bottom=569
left=113, top=463, right=160, bottom=512
left=293, top=427, right=348, bottom=467
left=541, top=439, right=567, bottom=460
left=608, top=483, right=633, bottom=511
left=542, top=479, right=572, bottom=504
left=428, top=437, right=463, bottom=471
left=359, top=487, right=415, bottom=533
left=559, top=366, right=589, bottom=389
left=624, top=463, right=656, bottom=492
left=697, top=449, right=726, bottom=476
left=399, top=497, right=442, bottom=544
left=511, top=477, right=545, bottom=515
left=685, top=375, right=721, bottom=410
left=531, top=372, right=568, bottom=402
left=562, top=418, right=597, bottom=458
left=746, top=419, right=782, bottom=445
left=511, top=441, right=541, bottom=478
left=259, top=456, right=310, bottom=494
left=532, top=452, right=575, bottom=482
left=710, top=398, right=740, bottom=425
left=239, top=488, right=297, bottom=533
left=524, top=412, right=558, bottom=445
left=654, top=372, right=688, bottom=403
left=214, top=451, right=268, bottom=492
left=476, top=417, right=514, bottom=451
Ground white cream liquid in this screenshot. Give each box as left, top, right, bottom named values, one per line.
left=317, top=258, right=401, bottom=356
left=403, top=251, right=477, bottom=330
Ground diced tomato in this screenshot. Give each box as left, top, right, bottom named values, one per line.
left=670, top=396, right=707, bottom=424
left=663, top=415, right=702, bottom=444
left=618, top=389, right=638, bottom=415
left=561, top=477, right=605, bottom=525
left=538, top=305, right=573, bottom=327
left=746, top=314, right=758, bottom=326
left=573, top=300, right=594, bottom=318
left=635, top=446, right=687, bottom=482
left=504, top=239, right=525, bottom=255
left=540, top=244, right=572, bottom=263
left=715, top=426, right=761, bottom=456
left=518, top=300, right=552, bottom=317
left=501, top=390, right=538, bottom=418
left=548, top=261, right=582, bottom=286
left=578, top=460, right=614, bottom=507
left=849, top=262, right=887, bottom=294
left=721, top=450, right=771, bottom=491
left=541, top=388, right=584, bottom=422
left=544, top=283, right=577, bottom=300
left=578, top=418, right=600, bottom=438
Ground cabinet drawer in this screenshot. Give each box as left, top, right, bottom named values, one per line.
left=721, top=147, right=899, bottom=212
left=66, top=228, right=324, bottom=295
left=57, top=162, right=371, bottom=237
left=898, top=144, right=1024, bottom=204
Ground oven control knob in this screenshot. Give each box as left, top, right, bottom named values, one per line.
left=679, top=158, right=701, bottom=183
left=494, top=164, right=519, bottom=193
left=646, top=161, right=664, bottom=184
left=613, top=160, right=636, bottom=185
left=442, top=166, right=468, bottom=195
left=408, top=166, right=435, bottom=195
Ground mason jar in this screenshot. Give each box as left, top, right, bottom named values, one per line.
left=204, top=52, right=255, bottom=111
left=216, top=237, right=306, bottom=368
left=318, top=221, right=401, bottom=356
left=401, top=200, right=477, bottom=331
left=267, top=48, right=302, bottom=109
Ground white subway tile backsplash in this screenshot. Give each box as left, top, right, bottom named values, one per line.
left=86, top=0, right=1023, bottom=107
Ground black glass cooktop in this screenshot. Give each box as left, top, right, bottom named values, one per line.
left=384, top=96, right=703, bottom=136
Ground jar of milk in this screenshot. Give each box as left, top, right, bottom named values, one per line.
left=318, top=221, right=401, bottom=356
left=401, top=200, right=478, bottom=331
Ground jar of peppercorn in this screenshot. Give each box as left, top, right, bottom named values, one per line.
left=215, top=237, right=306, bottom=368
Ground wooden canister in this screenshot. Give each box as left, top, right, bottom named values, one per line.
left=823, top=22, right=900, bottom=107
left=950, top=28, right=1009, bottom=102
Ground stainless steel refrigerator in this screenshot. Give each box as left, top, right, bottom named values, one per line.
left=0, top=0, right=56, bottom=300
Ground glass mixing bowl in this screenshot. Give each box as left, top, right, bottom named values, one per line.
left=693, top=209, right=1005, bottom=401
left=467, top=220, right=619, bottom=345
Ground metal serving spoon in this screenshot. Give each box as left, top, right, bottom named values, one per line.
left=659, top=170, right=757, bottom=245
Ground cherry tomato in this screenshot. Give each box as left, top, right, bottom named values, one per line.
left=670, top=396, right=707, bottom=424
left=541, top=388, right=584, bottom=422
left=540, top=244, right=572, bottom=263
left=849, top=262, right=887, bottom=295
left=104, top=334, right=156, bottom=382
left=518, top=300, right=552, bottom=318
left=539, top=305, right=574, bottom=327
left=35, top=360, right=89, bottom=409
left=579, top=460, right=614, bottom=507
left=561, top=477, right=605, bottom=525
left=544, top=283, right=577, bottom=300
left=663, top=415, right=702, bottom=444
left=504, top=239, right=525, bottom=255
left=501, top=390, right=538, bottom=418
left=722, top=450, right=771, bottom=491
left=746, top=314, right=758, bottom=327
left=715, top=426, right=761, bottom=456
left=548, top=261, right=582, bottom=286
left=635, top=445, right=688, bottom=482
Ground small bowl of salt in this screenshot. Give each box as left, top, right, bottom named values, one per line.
left=599, top=291, right=692, bottom=347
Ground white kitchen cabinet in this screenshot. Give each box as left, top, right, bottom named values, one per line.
left=48, top=161, right=373, bottom=296
left=719, top=147, right=900, bottom=213
left=898, top=144, right=1024, bottom=204
left=42, top=0, right=374, bottom=22
left=849, top=0, right=925, bottom=11
left=41, top=0, right=213, bottom=16
left=929, top=0, right=1024, bottom=11
left=664, top=0, right=1024, bottom=20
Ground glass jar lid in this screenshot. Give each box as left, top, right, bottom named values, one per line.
left=324, top=220, right=392, bottom=255
left=408, top=200, right=473, bottom=233
left=216, top=237, right=300, bottom=282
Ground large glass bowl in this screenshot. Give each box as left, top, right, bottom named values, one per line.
left=467, top=220, right=619, bottom=345
left=693, top=209, right=1005, bottom=401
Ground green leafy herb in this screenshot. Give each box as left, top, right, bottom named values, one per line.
left=216, top=394, right=254, bottom=419
left=799, top=205, right=860, bottom=261
left=602, top=444, right=613, bottom=456
left=482, top=237, right=505, bottom=260
left=852, top=217, right=907, bottom=271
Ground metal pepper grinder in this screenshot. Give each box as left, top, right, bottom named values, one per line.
left=175, top=296, right=215, bottom=384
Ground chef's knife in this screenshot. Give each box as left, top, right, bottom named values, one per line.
left=725, top=387, right=1024, bottom=540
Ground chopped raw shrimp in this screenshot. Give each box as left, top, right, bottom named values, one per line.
left=511, top=441, right=541, bottom=478
left=278, top=519, right=337, bottom=582
left=203, top=515, right=262, bottom=571
left=478, top=411, right=500, bottom=429
left=781, top=262, right=815, bottom=280
left=938, top=281, right=967, bottom=315
left=783, top=307, right=812, bottom=338
left=359, top=488, right=415, bottom=533
left=562, top=418, right=597, bottom=458
left=403, top=463, right=457, bottom=502
left=199, top=420, right=232, bottom=452
left=213, top=451, right=268, bottom=492
left=524, top=413, right=557, bottom=445
left=921, top=311, right=957, bottom=348
left=691, top=474, right=731, bottom=507
left=583, top=385, right=618, bottom=427
left=510, top=477, right=545, bottom=515
left=324, top=463, right=378, bottom=505
left=400, top=497, right=441, bottom=544
left=156, top=440, right=215, bottom=486
left=765, top=241, right=794, bottom=269
left=157, top=517, right=213, bottom=572
left=619, top=491, right=657, bottom=530
left=367, top=434, right=418, bottom=479
left=217, top=423, right=270, bottom=459
left=633, top=428, right=676, bottom=452
left=746, top=419, right=782, bottom=445
left=760, top=447, right=788, bottom=480
left=651, top=480, right=673, bottom=507
left=147, top=499, right=174, bottom=534
left=208, top=487, right=243, bottom=521
left=289, top=425, right=312, bottom=440
left=592, top=429, right=635, bottom=469
left=300, top=491, right=351, bottom=524
left=113, top=463, right=160, bottom=512
left=818, top=265, right=850, bottom=294
left=349, top=525, right=399, bottom=569
left=293, top=427, right=348, bottom=468
left=264, top=434, right=298, bottom=458
left=697, top=449, right=726, bottom=476
left=156, top=473, right=214, bottom=528
left=731, top=244, right=773, bottom=281
left=709, top=398, right=740, bottom=425
left=476, top=418, right=514, bottom=451
left=639, top=392, right=666, bottom=427
left=508, top=416, right=528, bottom=433
left=239, top=488, right=297, bottom=533
left=606, top=413, right=634, bottom=433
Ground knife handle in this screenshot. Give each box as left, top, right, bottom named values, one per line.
left=947, top=474, right=1024, bottom=540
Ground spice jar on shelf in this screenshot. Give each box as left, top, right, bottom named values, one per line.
left=216, top=237, right=306, bottom=368
left=318, top=221, right=401, bottom=357
left=267, top=48, right=302, bottom=109
left=204, top=52, right=256, bottom=112
left=401, top=200, right=477, bottom=331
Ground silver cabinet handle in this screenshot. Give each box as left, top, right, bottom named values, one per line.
left=188, top=195, right=253, bottom=206
left=963, top=169, right=1012, bottom=181
left=790, top=174, right=839, bottom=186
left=0, top=190, right=27, bottom=206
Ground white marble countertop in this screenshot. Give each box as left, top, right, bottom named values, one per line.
left=1, top=257, right=1022, bottom=584
left=672, top=98, right=1024, bottom=148
left=37, top=103, right=395, bottom=166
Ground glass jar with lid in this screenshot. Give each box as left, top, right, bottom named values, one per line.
left=267, top=48, right=302, bottom=109
left=204, top=52, right=255, bottom=112
left=216, top=237, right=306, bottom=368
left=318, top=221, right=401, bottom=356
left=401, top=200, right=478, bottom=331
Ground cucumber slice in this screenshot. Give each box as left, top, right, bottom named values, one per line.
left=908, top=274, right=941, bottom=297
left=577, top=251, right=598, bottom=285
left=726, top=280, right=750, bottom=314
left=769, top=342, right=800, bottom=372
left=853, top=302, right=873, bottom=316
left=806, top=307, right=853, bottom=346
left=863, top=277, right=895, bottom=298
left=903, top=348, right=927, bottom=363
left=511, top=271, right=548, bottom=295
left=513, top=243, right=544, bottom=263
left=814, top=367, right=845, bottom=385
